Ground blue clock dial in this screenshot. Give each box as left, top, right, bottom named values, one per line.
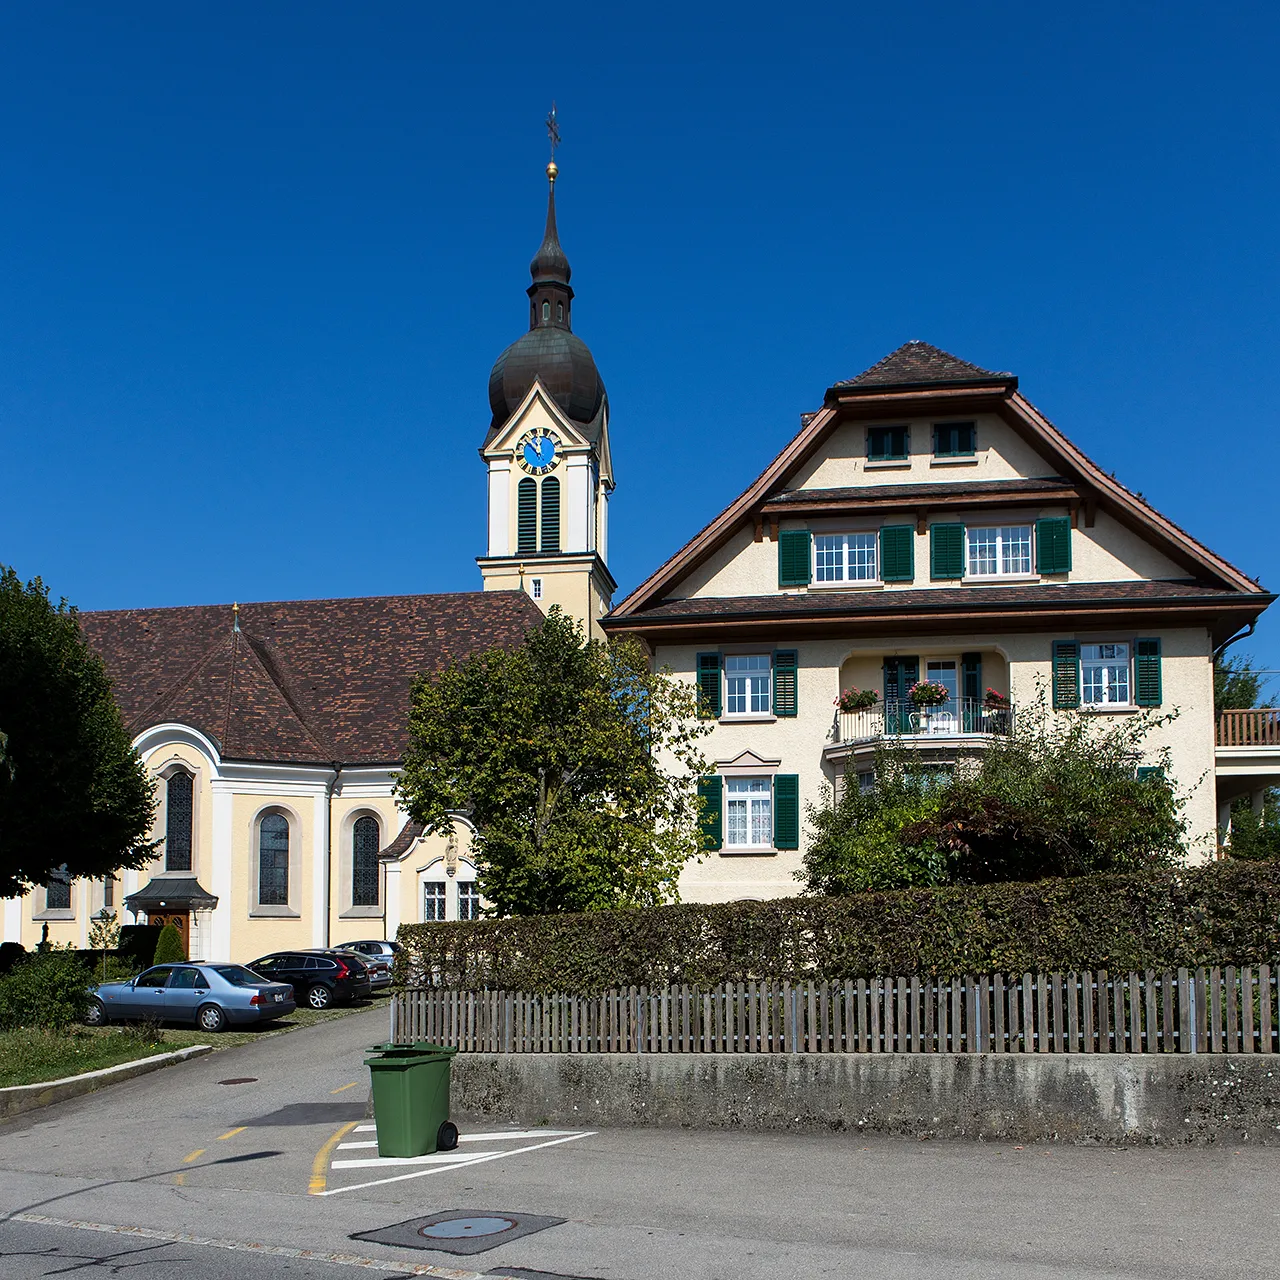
left=521, top=434, right=557, bottom=471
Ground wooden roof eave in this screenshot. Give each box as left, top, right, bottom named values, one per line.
left=763, top=483, right=1083, bottom=519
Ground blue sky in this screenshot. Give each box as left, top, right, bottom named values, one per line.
left=1, top=2, right=1277, bottom=678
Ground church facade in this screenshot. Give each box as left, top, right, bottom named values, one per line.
left=4, top=159, right=1277, bottom=954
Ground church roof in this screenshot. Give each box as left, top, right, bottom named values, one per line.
left=833, top=340, right=1013, bottom=390
left=79, top=591, right=543, bottom=766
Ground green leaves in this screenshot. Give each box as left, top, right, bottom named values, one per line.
left=0, top=566, right=158, bottom=897
left=395, top=606, right=711, bottom=916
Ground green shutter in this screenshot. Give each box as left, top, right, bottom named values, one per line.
left=962, top=652, right=982, bottom=703
left=1052, top=640, right=1080, bottom=709
left=773, top=774, right=800, bottom=850
left=517, top=478, right=537, bottom=554
left=772, top=650, right=798, bottom=717
left=698, top=776, right=723, bottom=851
left=883, top=656, right=918, bottom=734
left=879, top=525, right=915, bottom=582
left=778, top=529, right=812, bottom=587
left=1136, top=765, right=1165, bottom=781
left=1135, top=638, right=1163, bottom=706
left=1035, top=517, right=1072, bottom=575
left=930, top=523, right=965, bottom=579
left=696, top=652, right=721, bottom=719
left=933, top=422, right=975, bottom=457
left=540, top=476, right=561, bottom=552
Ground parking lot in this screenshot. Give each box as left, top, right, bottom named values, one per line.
left=3, top=1004, right=1280, bottom=1279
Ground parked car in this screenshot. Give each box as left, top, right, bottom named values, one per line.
left=85, top=962, right=296, bottom=1033
left=335, top=939, right=400, bottom=990
left=247, top=949, right=372, bottom=1009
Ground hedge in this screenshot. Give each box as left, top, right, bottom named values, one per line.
left=395, top=861, right=1280, bottom=995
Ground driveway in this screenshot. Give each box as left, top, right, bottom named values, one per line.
left=2, top=1009, right=1280, bottom=1279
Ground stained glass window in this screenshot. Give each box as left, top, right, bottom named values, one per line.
left=258, top=814, right=290, bottom=906
left=352, top=816, right=380, bottom=907
left=166, top=772, right=193, bottom=872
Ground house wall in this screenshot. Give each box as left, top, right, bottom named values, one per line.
left=656, top=621, right=1218, bottom=905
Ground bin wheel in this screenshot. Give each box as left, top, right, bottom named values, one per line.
left=437, top=1121, right=459, bottom=1152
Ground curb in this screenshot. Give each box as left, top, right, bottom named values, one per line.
left=0, top=1044, right=213, bottom=1120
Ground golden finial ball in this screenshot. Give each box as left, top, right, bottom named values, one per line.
left=546, top=160, right=558, bottom=183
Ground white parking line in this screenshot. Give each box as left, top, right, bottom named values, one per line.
left=338, top=1129, right=581, bottom=1150
left=332, top=1150, right=491, bottom=1169
left=325, top=1136, right=593, bottom=1192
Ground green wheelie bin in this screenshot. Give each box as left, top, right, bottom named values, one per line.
left=364, top=1041, right=459, bottom=1158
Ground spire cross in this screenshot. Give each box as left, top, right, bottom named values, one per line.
left=546, top=102, right=560, bottom=163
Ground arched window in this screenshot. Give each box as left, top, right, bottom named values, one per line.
left=258, top=814, right=290, bottom=906
left=541, top=299, right=551, bottom=321
left=557, top=301, right=564, bottom=323
left=165, top=772, right=193, bottom=872
left=517, top=477, right=537, bottom=553
left=540, top=476, right=560, bottom=552
left=46, top=866, right=71, bottom=911
left=352, top=816, right=380, bottom=907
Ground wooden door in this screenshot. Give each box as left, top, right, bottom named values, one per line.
left=148, top=910, right=189, bottom=957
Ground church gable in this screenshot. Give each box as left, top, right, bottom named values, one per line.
left=610, top=341, right=1262, bottom=619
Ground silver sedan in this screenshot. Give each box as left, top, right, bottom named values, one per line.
left=86, top=962, right=297, bottom=1033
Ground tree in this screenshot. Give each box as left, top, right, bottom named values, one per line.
left=88, top=909, right=122, bottom=981
left=800, top=700, right=1185, bottom=894
left=1214, top=653, right=1276, bottom=717
left=395, top=607, right=711, bottom=916
left=0, top=567, right=157, bottom=897
left=1216, top=653, right=1279, bottom=859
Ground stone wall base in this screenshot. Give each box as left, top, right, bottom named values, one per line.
left=451, top=1052, right=1280, bottom=1145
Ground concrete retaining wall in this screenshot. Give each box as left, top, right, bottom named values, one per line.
left=0, top=1045, right=212, bottom=1120
left=452, top=1052, right=1280, bottom=1145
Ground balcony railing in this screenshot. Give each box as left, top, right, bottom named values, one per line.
left=836, top=698, right=1015, bottom=745
left=1217, top=709, right=1280, bottom=747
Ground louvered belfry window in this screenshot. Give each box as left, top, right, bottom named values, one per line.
left=352, top=816, right=380, bottom=907
left=165, top=772, right=193, bottom=872
left=517, top=478, right=537, bottom=553
left=540, top=476, right=561, bottom=552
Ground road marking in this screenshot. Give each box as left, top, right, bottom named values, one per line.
left=309, top=1120, right=359, bottom=1195
left=182, top=1149, right=206, bottom=1164
left=317, top=1130, right=595, bottom=1197
left=173, top=1173, right=185, bottom=1186
left=332, top=1151, right=490, bottom=1169
left=217, top=1126, right=247, bottom=1140
left=10, top=1213, right=486, bottom=1277
left=338, top=1129, right=580, bottom=1150
left=330, top=1081, right=359, bottom=1093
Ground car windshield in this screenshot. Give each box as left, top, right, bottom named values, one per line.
left=211, top=965, right=270, bottom=987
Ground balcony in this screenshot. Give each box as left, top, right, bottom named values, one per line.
left=825, top=698, right=1015, bottom=771
left=1216, top=709, right=1280, bottom=808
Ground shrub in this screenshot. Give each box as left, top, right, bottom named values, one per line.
left=0, top=948, right=93, bottom=1030
left=152, top=923, right=186, bottom=965
left=395, top=860, right=1280, bottom=994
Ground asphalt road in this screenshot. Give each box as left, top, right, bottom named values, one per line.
left=2, top=1003, right=1280, bottom=1279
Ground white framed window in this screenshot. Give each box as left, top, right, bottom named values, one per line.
left=814, top=533, right=878, bottom=583
left=725, top=777, right=772, bottom=848
left=423, top=881, right=446, bottom=921
left=966, top=525, right=1033, bottom=577
left=531, top=577, right=542, bottom=600
left=458, top=882, right=482, bottom=921
left=724, top=655, right=771, bottom=715
left=1081, top=643, right=1130, bottom=705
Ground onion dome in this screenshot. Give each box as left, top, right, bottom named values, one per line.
left=486, top=162, right=606, bottom=437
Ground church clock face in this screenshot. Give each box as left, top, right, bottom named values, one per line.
left=517, top=429, right=561, bottom=475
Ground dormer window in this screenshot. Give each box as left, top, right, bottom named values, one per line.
left=867, top=425, right=909, bottom=462
left=933, top=422, right=976, bottom=457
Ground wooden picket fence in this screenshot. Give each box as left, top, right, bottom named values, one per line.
left=392, top=964, right=1280, bottom=1055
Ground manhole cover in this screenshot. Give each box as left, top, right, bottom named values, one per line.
left=219, top=1077, right=257, bottom=1085
left=353, top=1210, right=565, bottom=1257
left=420, top=1216, right=515, bottom=1240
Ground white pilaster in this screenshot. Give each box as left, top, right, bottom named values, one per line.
left=211, top=783, right=234, bottom=960
left=313, top=788, right=330, bottom=948
left=597, top=485, right=609, bottom=565
left=488, top=460, right=512, bottom=556
left=3, top=896, right=21, bottom=943
left=565, top=456, right=590, bottom=552
left=384, top=861, right=402, bottom=937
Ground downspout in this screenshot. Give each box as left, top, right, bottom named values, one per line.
left=325, top=760, right=343, bottom=949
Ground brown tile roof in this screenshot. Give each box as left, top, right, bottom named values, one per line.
left=614, top=579, right=1271, bottom=627
left=834, top=341, right=1013, bottom=390
left=763, top=478, right=1076, bottom=508
left=79, top=591, right=544, bottom=766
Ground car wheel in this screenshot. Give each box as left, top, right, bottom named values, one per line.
left=437, top=1121, right=459, bottom=1152
left=84, top=999, right=107, bottom=1027
left=307, top=984, right=332, bottom=1010
left=197, top=1003, right=227, bottom=1033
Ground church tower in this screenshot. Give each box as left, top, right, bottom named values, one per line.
left=477, top=145, right=616, bottom=639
